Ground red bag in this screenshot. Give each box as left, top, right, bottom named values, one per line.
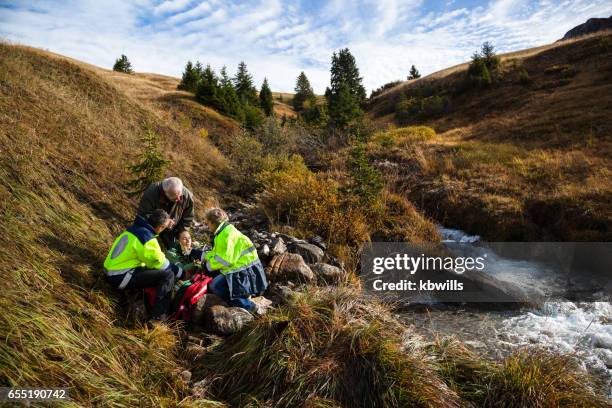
left=143, top=273, right=213, bottom=321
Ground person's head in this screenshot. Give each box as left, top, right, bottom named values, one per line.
left=204, top=208, right=229, bottom=232
left=178, top=230, right=192, bottom=251
left=147, top=209, right=171, bottom=234
left=162, top=177, right=184, bottom=202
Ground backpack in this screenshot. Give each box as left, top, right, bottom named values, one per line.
left=143, top=273, right=213, bottom=321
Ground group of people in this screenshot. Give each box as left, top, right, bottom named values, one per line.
left=103, top=177, right=268, bottom=324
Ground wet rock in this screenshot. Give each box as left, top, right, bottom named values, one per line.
left=311, top=263, right=344, bottom=284
left=191, top=293, right=228, bottom=325
left=204, top=305, right=254, bottom=335
left=288, top=242, right=324, bottom=264
left=267, top=252, right=314, bottom=283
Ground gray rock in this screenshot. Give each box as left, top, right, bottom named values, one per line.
left=271, top=237, right=287, bottom=256
left=204, top=305, right=254, bottom=335
left=191, top=293, right=228, bottom=325
left=180, top=370, right=192, bottom=384
left=311, top=263, right=344, bottom=284
left=288, top=242, right=324, bottom=264
left=267, top=252, right=314, bottom=283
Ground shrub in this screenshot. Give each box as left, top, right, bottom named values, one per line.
left=256, top=157, right=371, bottom=248
left=395, top=94, right=420, bottom=124
left=518, top=69, right=532, bottom=86
left=420, top=95, right=448, bottom=117
left=244, top=104, right=265, bottom=130
left=373, top=126, right=436, bottom=147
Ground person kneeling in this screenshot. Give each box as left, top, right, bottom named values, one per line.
left=104, top=209, right=182, bottom=323
left=203, top=208, right=268, bottom=313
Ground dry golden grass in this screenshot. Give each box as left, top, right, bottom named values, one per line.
left=0, top=42, right=229, bottom=406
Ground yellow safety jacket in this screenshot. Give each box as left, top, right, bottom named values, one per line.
left=204, top=222, right=258, bottom=275
left=103, top=215, right=170, bottom=288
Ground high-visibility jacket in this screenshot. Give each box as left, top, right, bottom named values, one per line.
left=204, top=222, right=258, bottom=275
left=104, top=215, right=171, bottom=288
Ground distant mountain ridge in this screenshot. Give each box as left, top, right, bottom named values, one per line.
left=561, top=15, right=612, bottom=40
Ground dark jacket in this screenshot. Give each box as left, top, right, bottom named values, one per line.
left=137, top=181, right=195, bottom=233
left=225, top=260, right=268, bottom=300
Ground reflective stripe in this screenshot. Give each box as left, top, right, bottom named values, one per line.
left=110, top=235, right=129, bottom=260
left=104, top=267, right=135, bottom=276
left=175, top=266, right=183, bottom=280
left=160, top=258, right=170, bottom=270
left=239, top=246, right=256, bottom=258
left=118, top=270, right=133, bottom=289
left=214, top=254, right=231, bottom=267
left=206, top=259, right=212, bottom=271
left=223, top=259, right=262, bottom=275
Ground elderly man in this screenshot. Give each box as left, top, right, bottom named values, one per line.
left=137, top=177, right=195, bottom=249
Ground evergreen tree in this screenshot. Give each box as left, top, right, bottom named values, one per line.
left=126, top=129, right=171, bottom=196
left=113, top=54, right=134, bottom=73
left=408, top=65, right=421, bottom=80
left=345, top=142, right=383, bottom=205
left=217, top=66, right=245, bottom=120
left=259, top=78, right=274, bottom=116
left=177, top=61, right=201, bottom=92
left=195, top=65, right=223, bottom=111
left=293, top=72, right=315, bottom=112
left=328, top=49, right=365, bottom=126
left=329, top=48, right=366, bottom=105
left=328, top=81, right=362, bottom=127
left=233, top=61, right=258, bottom=106
left=195, top=61, right=205, bottom=78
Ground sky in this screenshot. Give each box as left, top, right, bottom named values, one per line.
left=1, top=0, right=611, bottom=93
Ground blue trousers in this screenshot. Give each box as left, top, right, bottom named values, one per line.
left=209, top=273, right=254, bottom=310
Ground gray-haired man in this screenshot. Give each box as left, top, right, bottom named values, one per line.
left=137, top=177, right=195, bottom=248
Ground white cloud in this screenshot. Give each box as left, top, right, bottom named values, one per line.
left=1, top=0, right=611, bottom=93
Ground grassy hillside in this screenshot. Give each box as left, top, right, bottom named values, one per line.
left=0, top=42, right=231, bottom=406
left=366, top=33, right=612, bottom=240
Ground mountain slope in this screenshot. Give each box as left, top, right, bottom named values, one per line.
left=366, top=33, right=612, bottom=240
left=0, top=42, right=232, bottom=406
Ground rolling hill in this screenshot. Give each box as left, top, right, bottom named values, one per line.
left=366, top=32, right=612, bottom=240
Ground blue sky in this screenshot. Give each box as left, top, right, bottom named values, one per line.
left=1, top=0, right=611, bottom=93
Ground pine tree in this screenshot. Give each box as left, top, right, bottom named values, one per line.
left=126, top=129, right=171, bottom=196
left=177, top=61, right=201, bottom=92
left=408, top=65, right=421, bottom=80
left=328, top=81, right=362, bottom=127
left=233, top=61, right=258, bottom=106
left=113, top=54, right=134, bottom=73
left=195, top=65, right=223, bottom=111
left=329, top=48, right=366, bottom=105
left=293, top=72, right=315, bottom=112
left=328, top=48, right=365, bottom=126
left=259, top=78, right=274, bottom=116
left=345, top=142, right=383, bottom=205
left=481, top=41, right=499, bottom=70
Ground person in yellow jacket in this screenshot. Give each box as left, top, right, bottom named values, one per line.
left=204, top=208, right=268, bottom=312
left=104, top=209, right=182, bottom=321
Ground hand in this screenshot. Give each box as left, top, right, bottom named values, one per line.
left=167, top=219, right=176, bottom=229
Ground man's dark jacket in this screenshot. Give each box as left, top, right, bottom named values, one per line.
left=137, top=181, right=195, bottom=235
